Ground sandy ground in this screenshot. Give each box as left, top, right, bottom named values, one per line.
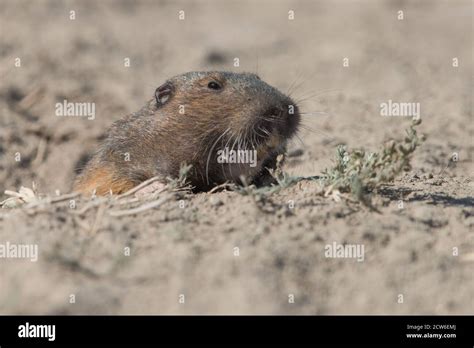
left=0, top=0, right=472, bottom=314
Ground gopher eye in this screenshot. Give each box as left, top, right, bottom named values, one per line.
left=207, top=81, right=222, bottom=90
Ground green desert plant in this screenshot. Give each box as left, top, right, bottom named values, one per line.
left=321, top=118, right=425, bottom=204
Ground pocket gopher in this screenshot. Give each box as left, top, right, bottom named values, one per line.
left=74, top=71, right=300, bottom=195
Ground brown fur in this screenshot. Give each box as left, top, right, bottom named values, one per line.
left=74, top=71, right=300, bottom=195
left=75, top=166, right=135, bottom=195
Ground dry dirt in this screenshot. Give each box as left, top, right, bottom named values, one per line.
left=0, top=0, right=472, bottom=314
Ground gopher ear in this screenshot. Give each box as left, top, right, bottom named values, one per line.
left=155, top=82, right=174, bottom=106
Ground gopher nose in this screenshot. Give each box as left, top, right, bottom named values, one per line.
left=270, top=100, right=300, bottom=138
left=263, top=106, right=284, bottom=118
